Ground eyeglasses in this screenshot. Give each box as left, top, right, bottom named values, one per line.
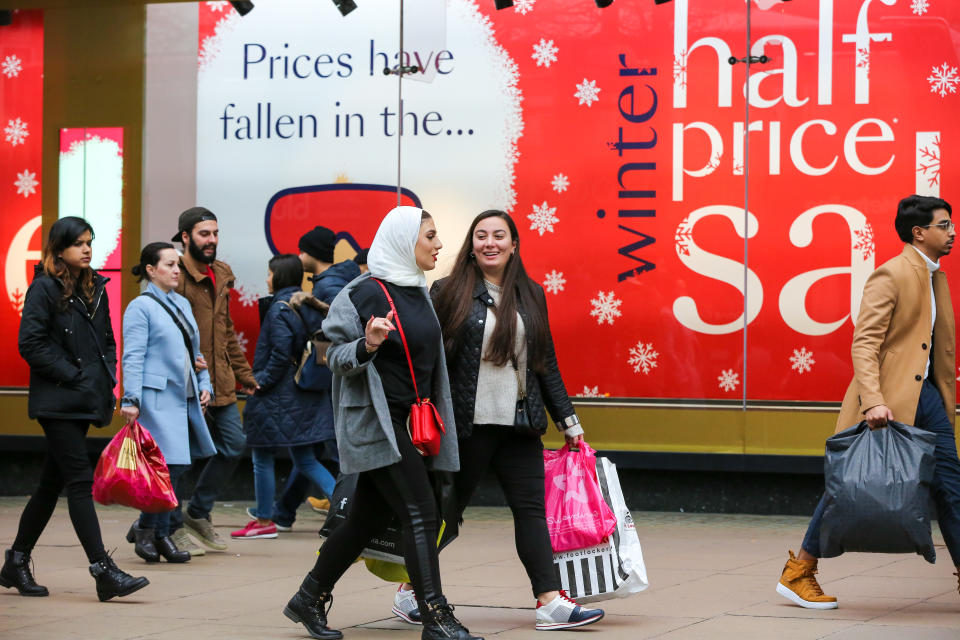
left=918, top=221, right=955, bottom=232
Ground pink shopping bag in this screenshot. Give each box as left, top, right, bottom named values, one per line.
left=543, top=442, right=617, bottom=552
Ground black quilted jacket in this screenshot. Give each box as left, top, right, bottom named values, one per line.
left=430, top=277, right=575, bottom=438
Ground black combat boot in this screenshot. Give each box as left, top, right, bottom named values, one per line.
left=155, top=536, right=190, bottom=563
left=421, top=596, right=483, bottom=640
left=282, top=574, right=343, bottom=639
left=126, top=522, right=159, bottom=563
left=0, top=549, right=49, bottom=597
left=88, top=555, right=149, bottom=602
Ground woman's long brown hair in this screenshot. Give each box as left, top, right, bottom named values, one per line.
left=40, top=216, right=96, bottom=305
left=432, top=210, right=548, bottom=373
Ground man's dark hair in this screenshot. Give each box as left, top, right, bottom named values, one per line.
left=269, top=253, right=304, bottom=292
left=895, top=195, right=952, bottom=242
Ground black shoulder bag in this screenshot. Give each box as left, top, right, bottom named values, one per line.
left=141, top=292, right=195, bottom=359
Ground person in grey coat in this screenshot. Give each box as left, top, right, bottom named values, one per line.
left=120, top=242, right=215, bottom=564
left=282, top=206, right=481, bottom=640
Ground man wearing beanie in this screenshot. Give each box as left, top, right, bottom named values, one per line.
left=268, top=226, right=361, bottom=527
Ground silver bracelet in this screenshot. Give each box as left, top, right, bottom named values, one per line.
left=556, top=414, right=581, bottom=431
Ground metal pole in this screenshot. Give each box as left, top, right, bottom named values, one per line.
left=396, top=0, right=404, bottom=205
left=742, top=0, right=752, bottom=410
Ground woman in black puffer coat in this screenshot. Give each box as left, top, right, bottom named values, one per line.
left=0, top=217, right=148, bottom=603
left=234, top=254, right=336, bottom=540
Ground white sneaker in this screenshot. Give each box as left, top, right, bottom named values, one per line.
left=392, top=585, right=421, bottom=624
left=535, top=591, right=604, bottom=630
left=245, top=507, right=292, bottom=531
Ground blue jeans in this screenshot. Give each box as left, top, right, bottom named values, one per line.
left=802, top=379, right=960, bottom=566
left=176, top=403, right=245, bottom=523
left=272, top=441, right=338, bottom=526
left=251, top=445, right=337, bottom=521
left=139, top=464, right=189, bottom=538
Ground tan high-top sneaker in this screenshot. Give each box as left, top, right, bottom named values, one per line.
left=775, top=550, right=838, bottom=609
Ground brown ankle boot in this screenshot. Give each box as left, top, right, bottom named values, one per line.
left=776, top=550, right=837, bottom=610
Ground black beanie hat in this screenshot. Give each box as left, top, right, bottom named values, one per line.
left=353, top=248, right=369, bottom=266
left=298, top=226, right=336, bottom=263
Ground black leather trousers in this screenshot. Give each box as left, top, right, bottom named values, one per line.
left=310, top=408, right=442, bottom=604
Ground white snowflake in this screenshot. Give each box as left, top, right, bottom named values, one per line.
left=717, top=369, right=740, bottom=392
left=1, top=55, right=22, bottom=79
left=856, top=47, right=870, bottom=74
left=675, top=217, right=694, bottom=257
left=578, top=386, right=601, bottom=398
left=528, top=201, right=558, bottom=236
left=14, top=169, right=38, bottom=198
left=234, top=284, right=259, bottom=307
left=514, top=0, right=535, bottom=15
left=853, top=222, right=875, bottom=260
left=627, top=341, right=659, bottom=375
left=236, top=331, right=249, bottom=354
left=532, top=38, right=558, bottom=68
left=928, top=62, right=959, bottom=98
left=574, top=78, right=601, bottom=106
left=673, top=50, right=688, bottom=89
left=789, top=347, right=816, bottom=374
left=4, top=118, right=28, bottom=147
left=543, top=270, right=566, bottom=295
left=911, top=0, right=929, bottom=15
left=917, top=135, right=941, bottom=188
left=589, top=291, right=623, bottom=325
left=551, top=173, right=569, bottom=193
left=207, top=1, right=230, bottom=11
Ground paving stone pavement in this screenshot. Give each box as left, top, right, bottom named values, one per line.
left=0, top=498, right=958, bottom=639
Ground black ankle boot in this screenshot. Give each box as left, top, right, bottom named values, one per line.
left=155, top=536, right=190, bottom=563
left=126, top=522, right=159, bottom=563
left=89, top=555, right=149, bottom=602
left=283, top=574, right=343, bottom=640
left=0, top=549, right=49, bottom=597
left=421, top=597, right=483, bottom=640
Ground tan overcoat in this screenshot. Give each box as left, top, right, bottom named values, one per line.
left=836, top=245, right=956, bottom=432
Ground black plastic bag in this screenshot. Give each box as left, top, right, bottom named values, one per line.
left=819, top=420, right=937, bottom=563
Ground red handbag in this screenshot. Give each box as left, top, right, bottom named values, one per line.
left=92, top=420, right=179, bottom=513
left=372, top=278, right=445, bottom=456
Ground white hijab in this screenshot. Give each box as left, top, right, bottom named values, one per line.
left=367, top=206, right=427, bottom=287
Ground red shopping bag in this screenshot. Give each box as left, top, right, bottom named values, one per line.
left=92, top=421, right=178, bottom=513
left=543, top=442, right=617, bottom=552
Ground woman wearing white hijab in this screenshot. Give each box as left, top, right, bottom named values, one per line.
left=282, top=207, right=480, bottom=640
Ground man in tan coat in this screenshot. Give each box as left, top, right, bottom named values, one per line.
left=168, top=207, right=258, bottom=555
left=777, top=195, right=960, bottom=609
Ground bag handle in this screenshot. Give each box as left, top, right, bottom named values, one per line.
left=371, top=278, right=423, bottom=404
left=141, top=292, right=194, bottom=361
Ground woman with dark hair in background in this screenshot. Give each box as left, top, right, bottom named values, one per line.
left=392, top=210, right=603, bottom=630
left=0, top=216, right=149, bottom=602
left=120, top=242, right=215, bottom=563
left=234, top=253, right=337, bottom=540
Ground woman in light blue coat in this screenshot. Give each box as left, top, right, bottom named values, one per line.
left=120, top=242, right=215, bottom=564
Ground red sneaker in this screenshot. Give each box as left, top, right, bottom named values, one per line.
left=231, top=520, right=278, bottom=539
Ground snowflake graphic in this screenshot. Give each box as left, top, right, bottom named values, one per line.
left=528, top=201, right=559, bottom=236
left=1, top=55, right=22, bottom=79
left=543, top=270, right=566, bottom=295
left=207, top=1, right=230, bottom=11
left=856, top=47, right=870, bottom=74
left=551, top=173, right=569, bottom=193
left=675, top=216, right=694, bottom=257
left=790, top=347, right=816, bottom=374
left=236, top=331, right=249, bottom=354
left=718, top=369, right=740, bottom=392
left=4, top=117, right=28, bottom=147
left=14, top=169, right=38, bottom=198
left=673, top=50, right=688, bottom=89
left=9, top=289, right=24, bottom=316
left=707, top=151, right=722, bottom=171
left=514, top=0, right=535, bottom=15
left=928, top=63, right=959, bottom=98
left=911, top=0, right=929, bottom=15
left=574, top=78, right=601, bottom=107
left=234, top=285, right=259, bottom=307
left=853, top=222, right=875, bottom=261
left=917, top=135, right=941, bottom=188
left=590, top=291, right=623, bottom=325
left=628, top=341, right=659, bottom=375
left=578, top=386, right=601, bottom=398
left=531, top=38, right=558, bottom=68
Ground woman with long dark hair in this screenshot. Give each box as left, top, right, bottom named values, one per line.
left=392, top=210, right=603, bottom=630
left=121, top=242, right=215, bottom=563
left=0, top=216, right=149, bottom=602
left=282, top=206, right=480, bottom=640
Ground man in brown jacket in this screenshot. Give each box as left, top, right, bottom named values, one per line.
left=168, top=207, right=258, bottom=554
left=777, top=195, right=960, bottom=608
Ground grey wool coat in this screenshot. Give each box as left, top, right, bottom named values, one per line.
left=321, top=273, right=459, bottom=475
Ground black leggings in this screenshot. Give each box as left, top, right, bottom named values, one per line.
left=310, top=416, right=442, bottom=606
left=12, top=418, right=108, bottom=564
left=455, top=425, right=559, bottom=597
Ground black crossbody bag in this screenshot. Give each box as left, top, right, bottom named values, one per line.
left=141, top=292, right=195, bottom=359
